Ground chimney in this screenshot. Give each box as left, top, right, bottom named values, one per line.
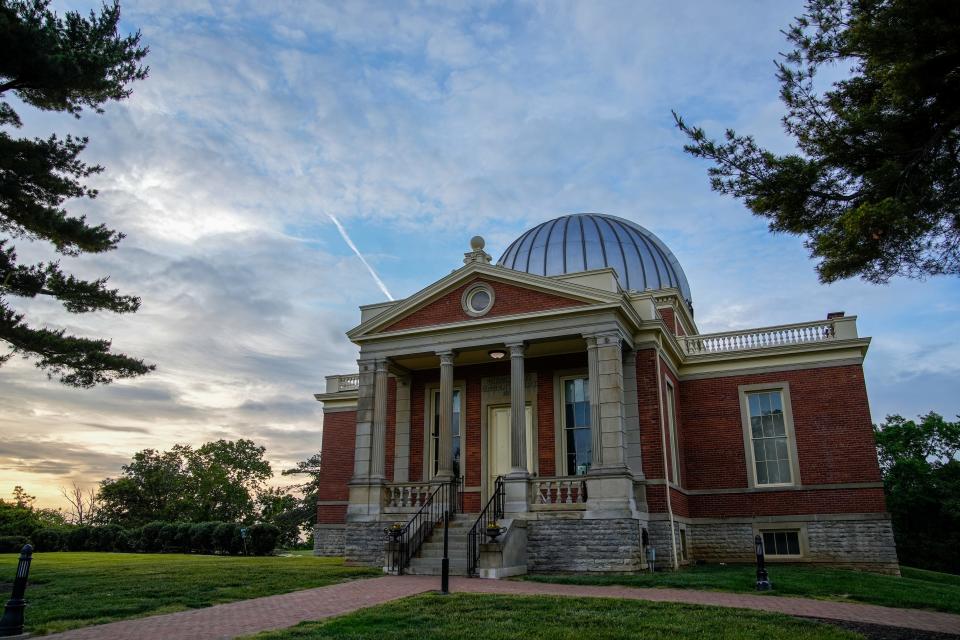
left=826, top=311, right=845, bottom=319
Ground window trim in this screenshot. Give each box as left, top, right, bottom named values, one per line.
left=461, top=282, right=495, bottom=317
left=753, top=523, right=808, bottom=560
left=423, top=381, right=466, bottom=480
left=554, top=370, right=592, bottom=477
left=738, top=382, right=801, bottom=489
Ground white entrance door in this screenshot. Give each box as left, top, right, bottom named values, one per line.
left=488, top=405, right=534, bottom=495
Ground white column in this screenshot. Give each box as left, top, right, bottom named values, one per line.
left=393, top=375, right=411, bottom=482
left=586, top=336, right=603, bottom=470
left=435, top=350, right=455, bottom=479
left=350, top=359, right=376, bottom=482
left=507, top=342, right=528, bottom=476
left=369, top=360, right=389, bottom=481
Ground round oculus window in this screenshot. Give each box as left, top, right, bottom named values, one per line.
left=462, top=283, right=495, bottom=317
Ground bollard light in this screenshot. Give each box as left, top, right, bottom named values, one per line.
left=755, top=535, right=772, bottom=591
left=0, top=544, right=34, bottom=637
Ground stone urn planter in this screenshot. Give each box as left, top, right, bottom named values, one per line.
left=485, top=522, right=505, bottom=542
left=385, top=523, right=404, bottom=543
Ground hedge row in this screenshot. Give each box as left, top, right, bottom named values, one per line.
left=4, top=522, right=280, bottom=555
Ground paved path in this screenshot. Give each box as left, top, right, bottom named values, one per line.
left=44, top=575, right=960, bottom=639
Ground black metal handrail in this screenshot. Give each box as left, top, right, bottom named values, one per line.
left=467, top=476, right=505, bottom=577
left=384, top=476, right=463, bottom=575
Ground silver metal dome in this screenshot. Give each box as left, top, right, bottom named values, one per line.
left=497, top=213, right=692, bottom=308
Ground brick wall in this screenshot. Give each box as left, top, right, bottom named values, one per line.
left=658, top=307, right=677, bottom=335
left=316, top=409, right=356, bottom=525
left=679, top=364, right=882, bottom=492
left=637, top=349, right=665, bottom=481
left=383, top=278, right=586, bottom=332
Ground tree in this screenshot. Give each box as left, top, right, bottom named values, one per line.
left=59, top=481, right=99, bottom=524
left=258, top=452, right=324, bottom=546
left=0, top=486, right=65, bottom=536
left=0, top=0, right=153, bottom=386
left=873, top=412, right=960, bottom=572
left=674, top=0, right=960, bottom=284
left=96, top=440, right=273, bottom=526
left=11, top=485, right=34, bottom=508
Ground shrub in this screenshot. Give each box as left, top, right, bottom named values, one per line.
left=213, top=522, right=241, bottom=555
left=116, top=526, right=140, bottom=552
left=88, top=524, right=125, bottom=552
left=141, top=521, right=165, bottom=552
left=174, top=523, right=193, bottom=551
left=65, top=525, right=93, bottom=551
left=190, top=522, right=218, bottom=554
left=158, top=523, right=179, bottom=552
left=248, top=523, right=280, bottom=556
left=0, top=535, right=30, bottom=553
left=32, top=528, right=66, bottom=552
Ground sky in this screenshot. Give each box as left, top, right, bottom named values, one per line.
left=2, top=0, right=958, bottom=509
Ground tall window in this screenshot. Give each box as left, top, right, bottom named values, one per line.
left=432, top=389, right=462, bottom=477
left=665, top=380, right=680, bottom=484
left=563, top=377, right=591, bottom=475
left=747, top=390, right=791, bottom=485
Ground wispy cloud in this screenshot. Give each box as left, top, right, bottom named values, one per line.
left=327, top=214, right=394, bottom=301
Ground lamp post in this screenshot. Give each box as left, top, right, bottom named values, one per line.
left=755, top=535, right=771, bottom=591
left=440, top=509, right=450, bottom=594
left=0, top=544, right=34, bottom=637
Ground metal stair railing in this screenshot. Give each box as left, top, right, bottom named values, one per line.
left=384, top=476, right=463, bottom=575
left=467, top=476, right=504, bottom=577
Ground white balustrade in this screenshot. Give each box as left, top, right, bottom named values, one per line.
left=337, top=374, right=360, bottom=391
left=531, top=477, right=587, bottom=506
left=682, top=320, right=837, bottom=355
left=386, top=482, right=434, bottom=508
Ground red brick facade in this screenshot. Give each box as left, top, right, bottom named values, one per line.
left=316, top=409, right=356, bottom=524
left=382, top=278, right=586, bottom=332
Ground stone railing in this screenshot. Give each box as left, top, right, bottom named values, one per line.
left=681, top=319, right=842, bottom=355
left=336, top=374, right=359, bottom=391
left=531, top=476, right=587, bottom=507
left=385, top=482, right=434, bottom=509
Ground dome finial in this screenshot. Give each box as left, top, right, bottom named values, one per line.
left=464, top=235, right=491, bottom=265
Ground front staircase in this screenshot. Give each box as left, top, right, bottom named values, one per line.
left=404, top=513, right=478, bottom=576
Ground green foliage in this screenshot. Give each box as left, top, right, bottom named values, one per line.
left=31, top=527, right=66, bottom=551
left=64, top=525, right=93, bottom=551
left=257, top=452, right=324, bottom=547
left=213, top=522, right=243, bottom=555
left=674, top=0, right=960, bottom=284
left=0, top=535, right=29, bottom=552
left=140, top=521, right=164, bottom=552
left=248, top=523, right=281, bottom=556
left=0, top=0, right=152, bottom=386
left=0, top=486, right=66, bottom=537
left=874, top=412, right=960, bottom=573
left=96, top=440, right=272, bottom=527
left=0, top=553, right=379, bottom=635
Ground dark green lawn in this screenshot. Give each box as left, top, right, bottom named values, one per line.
left=0, top=552, right=380, bottom=635
left=522, top=564, right=960, bottom=615
left=248, top=593, right=860, bottom=639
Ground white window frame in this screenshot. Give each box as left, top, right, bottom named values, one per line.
left=423, top=382, right=466, bottom=480
left=556, top=372, right=592, bottom=477
left=753, top=523, right=808, bottom=560
left=738, top=382, right=801, bottom=488
left=665, top=379, right=680, bottom=485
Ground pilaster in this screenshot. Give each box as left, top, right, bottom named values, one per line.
left=435, top=350, right=455, bottom=479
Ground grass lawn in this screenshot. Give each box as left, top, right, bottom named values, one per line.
left=522, top=564, right=960, bottom=615
left=247, top=593, right=860, bottom=639
left=0, top=552, right=380, bottom=635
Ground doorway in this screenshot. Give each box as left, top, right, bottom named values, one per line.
left=487, top=404, right=534, bottom=495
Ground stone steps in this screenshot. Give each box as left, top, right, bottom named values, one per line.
left=405, top=513, right=478, bottom=575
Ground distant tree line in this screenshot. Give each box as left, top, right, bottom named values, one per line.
left=874, top=412, right=960, bottom=573
left=0, top=438, right=323, bottom=554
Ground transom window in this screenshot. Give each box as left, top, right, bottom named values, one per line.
left=562, top=377, right=592, bottom=475
left=431, top=389, right=462, bottom=477
left=747, top=390, right=792, bottom=485
left=762, top=530, right=801, bottom=556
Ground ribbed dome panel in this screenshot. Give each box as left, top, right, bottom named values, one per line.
left=497, top=213, right=692, bottom=307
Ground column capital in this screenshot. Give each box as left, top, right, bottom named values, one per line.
left=506, top=342, right=525, bottom=357
left=437, top=350, right=455, bottom=365
left=374, top=359, right=389, bottom=373
left=584, top=330, right=624, bottom=349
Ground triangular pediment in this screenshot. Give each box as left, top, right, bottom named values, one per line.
left=348, top=263, right=621, bottom=339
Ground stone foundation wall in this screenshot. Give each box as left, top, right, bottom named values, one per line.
left=313, top=525, right=346, bottom=556
left=687, top=517, right=899, bottom=573
left=344, top=522, right=385, bottom=566
left=646, top=519, right=691, bottom=566
left=527, top=518, right=643, bottom=572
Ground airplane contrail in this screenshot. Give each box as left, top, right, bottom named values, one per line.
left=327, top=214, right=395, bottom=301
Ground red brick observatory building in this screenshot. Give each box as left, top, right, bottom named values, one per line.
left=314, top=213, right=898, bottom=575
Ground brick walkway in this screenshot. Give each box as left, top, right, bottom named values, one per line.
left=43, top=575, right=960, bottom=639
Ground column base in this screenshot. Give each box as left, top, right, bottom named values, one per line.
left=345, top=480, right=388, bottom=522
left=503, top=475, right=530, bottom=516
left=585, top=472, right=636, bottom=518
